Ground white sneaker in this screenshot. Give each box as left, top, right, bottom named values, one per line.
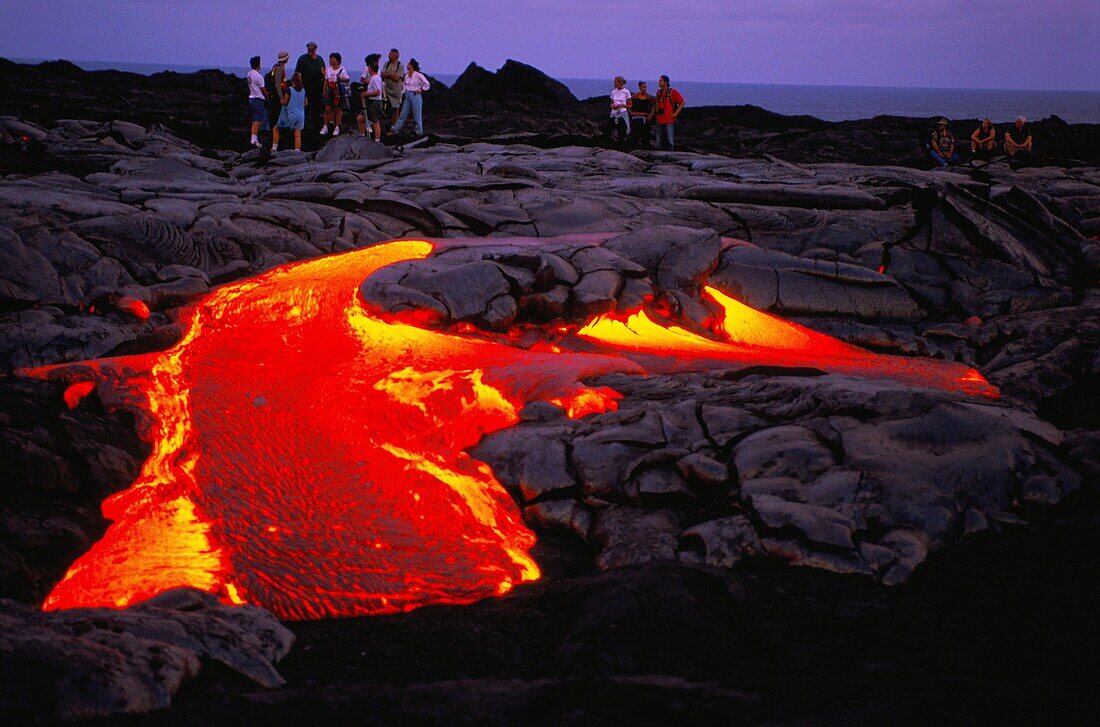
left=292, top=148, right=302, bottom=153
left=333, top=126, right=341, bottom=137
left=319, top=126, right=329, bottom=136
left=270, top=146, right=277, bottom=153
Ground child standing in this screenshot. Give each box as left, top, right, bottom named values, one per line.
left=273, top=72, right=307, bottom=151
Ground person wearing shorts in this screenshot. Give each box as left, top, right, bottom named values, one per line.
left=246, top=55, right=268, bottom=148
left=274, top=72, right=307, bottom=151
left=321, top=52, right=350, bottom=136
left=357, top=59, right=384, bottom=141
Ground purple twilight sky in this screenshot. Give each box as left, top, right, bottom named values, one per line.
left=2, top=0, right=1098, bottom=90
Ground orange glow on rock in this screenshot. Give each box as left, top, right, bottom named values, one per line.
left=117, top=296, right=151, bottom=320
left=550, top=386, right=623, bottom=418
left=63, top=381, right=97, bottom=409
left=24, top=240, right=997, bottom=621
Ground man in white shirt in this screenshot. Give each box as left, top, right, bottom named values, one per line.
left=246, top=55, right=268, bottom=148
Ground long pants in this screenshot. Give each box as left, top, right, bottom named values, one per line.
left=656, top=122, right=675, bottom=151
left=608, top=116, right=628, bottom=143
left=392, top=93, right=424, bottom=135
left=266, top=99, right=283, bottom=130
left=930, top=150, right=959, bottom=166
left=304, top=88, right=323, bottom=130
left=630, top=117, right=651, bottom=147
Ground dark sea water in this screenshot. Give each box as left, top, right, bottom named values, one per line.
left=16, top=58, right=1100, bottom=124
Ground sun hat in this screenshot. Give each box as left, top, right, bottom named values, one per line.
left=277, top=50, right=290, bottom=63
left=937, top=118, right=949, bottom=126
left=306, top=41, right=318, bottom=50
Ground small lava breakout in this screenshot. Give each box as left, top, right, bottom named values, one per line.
left=24, top=239, right=996, bottom=620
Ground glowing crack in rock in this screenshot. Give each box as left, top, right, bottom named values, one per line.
left=24, top=239, right=997, bottom=620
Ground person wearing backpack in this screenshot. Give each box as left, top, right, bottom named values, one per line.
left=265, top=51, right=289, bottom=133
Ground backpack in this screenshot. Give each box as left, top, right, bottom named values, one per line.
left=264, top=66, right=282, bottom=100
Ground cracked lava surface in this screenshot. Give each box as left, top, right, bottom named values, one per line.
left=23, top=239, right=996, bottom=620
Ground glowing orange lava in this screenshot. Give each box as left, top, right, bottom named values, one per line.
left=24, top=239, right=996, bottom=620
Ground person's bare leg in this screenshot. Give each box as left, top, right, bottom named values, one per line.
left=272, top=127, right=280, bottom=151
left=294, top=129, right=301, bottom=150
left=358, top=113, right=366, bottom=135
left=335, top=108, right=343, bottom=131
left=250, top=121, right=261, bottom=141
left=373, top=120, right=382, bottom=141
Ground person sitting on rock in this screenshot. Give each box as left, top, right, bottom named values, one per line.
left=273, top=73, right=307, bottom=152
left=930, top=118, right=958, bottom=166
left=630, top=81, right=654, bottom=148
left=357, top=58, right=384, bottom=142
left=246, top=55, right=268, bottom=148
left=654, top=75, right=685, bottom=151
left=1005, top=116, right=1033, bottom=156
left=321, top=53, right=350, bottom=137
left=390, top=59, right=430, bottom=138
left=970, top=118, right=996, bottom=157
left=608, top=76, right=631, bottom=144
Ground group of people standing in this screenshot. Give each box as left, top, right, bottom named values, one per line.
left=929, top=115, right=1035, bottom=167
left=246, top=43, right=431, bottom=151
left=608, top=76, right=685, bottom=150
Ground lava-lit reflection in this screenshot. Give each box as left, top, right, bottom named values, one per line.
left=26, top=239, right=996, bottom=620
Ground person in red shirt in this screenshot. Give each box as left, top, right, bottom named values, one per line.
left=654, top=75, right=685, bottom=151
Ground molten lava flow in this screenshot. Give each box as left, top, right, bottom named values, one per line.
left=26, top=240, right=996, bottom=621
left=30, top=241, right=640, bottom=620
left=575, top=286, right=997, bottom=398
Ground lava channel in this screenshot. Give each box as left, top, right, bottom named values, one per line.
left=23, top=239, right=997, bottom=620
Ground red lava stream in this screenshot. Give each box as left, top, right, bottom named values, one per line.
left=23, top=239, right=997, bottom=620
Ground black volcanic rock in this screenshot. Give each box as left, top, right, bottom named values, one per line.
left=0, top=588, right=293, bottom=720
left=450, top=62, right=497, bottom=98
left=452, top=59, right=578, bottom=107
left=0, top=111, right=1098, bottom=724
